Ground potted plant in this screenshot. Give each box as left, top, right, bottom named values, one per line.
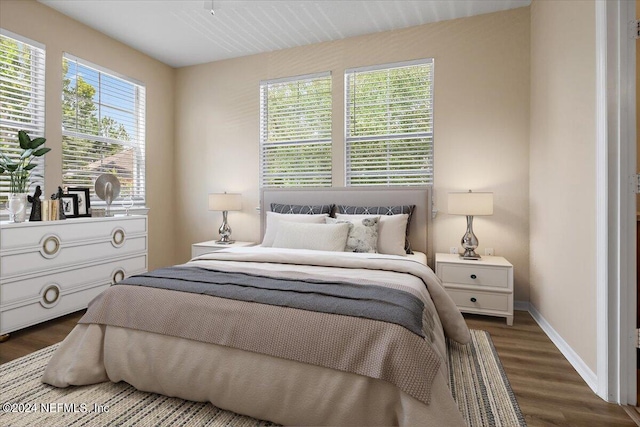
left=0, top=130, right=51, bottom=222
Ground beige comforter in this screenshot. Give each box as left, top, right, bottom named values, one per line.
left=43, top=247, right=470, bottom=426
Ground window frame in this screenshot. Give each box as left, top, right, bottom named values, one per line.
left=259, top=71, right=332, bottom=188
left=61, top=53, right=146, bottom=206
left=0, top=29, right=46, bottom=200
left=344, top=58, right=434, bottom=187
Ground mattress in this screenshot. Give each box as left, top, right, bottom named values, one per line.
left=42, top=247, right=469, bottom=426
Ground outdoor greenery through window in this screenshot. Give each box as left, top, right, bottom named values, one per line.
left=260, top=72, right=332, bottom=188
left=0, top=30, right=46, bottom=202
left=345, top=59, right=434, bottom=186
left=62, top=54, right=146, bottom=205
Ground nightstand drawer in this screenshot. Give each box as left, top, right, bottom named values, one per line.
left=440, top=264, right=509, bottom=288
left=446, top=288, right=509, bottom=312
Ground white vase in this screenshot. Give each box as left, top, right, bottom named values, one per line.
left=8, top=193, right=27, bottom=223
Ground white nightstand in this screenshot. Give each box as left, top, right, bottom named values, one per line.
left=191, top=240, right=255, bottom=258
left=435, top=253, right=514, bottom=326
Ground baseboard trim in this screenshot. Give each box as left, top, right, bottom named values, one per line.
left=514, top=300, right=530, bottom=311
left=526, top=303, right=598, bottom=393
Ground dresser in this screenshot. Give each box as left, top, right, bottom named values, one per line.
left=191, top=240, right=255, bottom=259
left=0, top=215, right=148, bottom=336
left=435, top=253, right=514, bottom=325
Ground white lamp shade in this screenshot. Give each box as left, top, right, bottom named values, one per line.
left=448, top=192, right=493, bottom=216
left=209, top=193, right=242, bottom=211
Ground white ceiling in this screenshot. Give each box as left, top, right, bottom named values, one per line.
left=39, top=0, right=531, bottom=68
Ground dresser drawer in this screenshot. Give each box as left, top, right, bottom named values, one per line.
left=1, top=254, right=147, bottom=305
left=439, top=264, right=509, bottom=288
left=0, top=217, right=147, bottom=251
left=1, top=235, right=147, bottom=279
left=0, top=283, right=109, bottom=335
left=445, top=288, right=509, bottom=312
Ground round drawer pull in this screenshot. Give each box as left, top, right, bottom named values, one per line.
left=41, top=235, right=61, bottom=258
left=470, top=274, right=477, bottom=279
left=41, top=284, right=61, bottom=307
left=112, top=228, right=126, bottom=247
left=112, top=269, right=126, bottom=284
left=470, top=297, right=477, bottom=303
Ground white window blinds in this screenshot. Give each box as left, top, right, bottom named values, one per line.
left=0, top=30, right=46, bottom=200
left=260, top=72, right=332, bottom=188
left=62, top=54, right=146, bottom=205
left=345, top=59, right=434, bottom=186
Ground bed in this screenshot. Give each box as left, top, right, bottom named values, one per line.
left=42, top=188, right=471, bottom=426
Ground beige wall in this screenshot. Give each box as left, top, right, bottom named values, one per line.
left=529, top=0, right=597, bottom=371
left=0, top=0, right=177, bottom=270
left=175, top=7, right=531, bottom=299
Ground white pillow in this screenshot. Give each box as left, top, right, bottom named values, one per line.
left=335, top=213, right=408, bottom=256
left=272, top=222, right=351, bottom=252
left=326, top=216, right=379, bottom=253
left=262, top=212, right=328, bottom=247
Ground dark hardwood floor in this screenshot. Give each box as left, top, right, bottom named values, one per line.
left=0, top=310, right=85, bottom=365
left=464, top=311, right=637, bottom=426
left=0, top=310, right=637, bottom=426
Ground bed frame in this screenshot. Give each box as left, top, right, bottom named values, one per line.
left=260, top=187, right=433, bottom=261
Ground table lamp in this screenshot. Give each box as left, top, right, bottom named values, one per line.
left=448, top=190, right=493, bottom=260
left=208, top=192, right=242, bottom=244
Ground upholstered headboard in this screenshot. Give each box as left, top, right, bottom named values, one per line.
left=260, top=187, right=433, bottom=257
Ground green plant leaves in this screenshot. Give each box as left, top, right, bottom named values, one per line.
left=18, top=130, right=31, bottom=149
left=30, top=137, right=46, bottom=149
left=1, top=131, right=50, bottom=193
left=32, top=147, right=51, bottom=157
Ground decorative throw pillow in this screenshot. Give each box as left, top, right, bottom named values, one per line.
left=272, top=222, right=351, bottom=252
left=271, top=203, right=333, bottom=215
left=326, top=216, right=379, bottom=253
left=335, top=213, right=408, bottom=256
left=262, top=212, right=328, bottom=247
left=336, top=205, right=415, bottom=253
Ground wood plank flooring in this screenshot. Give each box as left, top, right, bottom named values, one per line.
left=0, top=309, right=637, bottom=426
left=464, top=311, right=637, bottom=426
left=0, top=310, right=85, bottom=365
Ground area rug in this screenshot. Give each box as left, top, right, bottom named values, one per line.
left=0, top=329, right=525, bottom=427
left=448, top=330, right=527, bottom=427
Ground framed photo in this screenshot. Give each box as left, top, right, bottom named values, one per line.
left=60, top=194, right=79, bottom=218
left=67, top=187, right=91, bottom=217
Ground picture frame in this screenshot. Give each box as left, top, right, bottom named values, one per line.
left=60, top=194, right=79, bottom=218
left=66, top=187, right=91, bottom=217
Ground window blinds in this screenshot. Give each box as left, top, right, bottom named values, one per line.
left=0, top=30, right=46, bottom=200
left=260, top=72, right=332, bottom=188
left=62, top=54, right=146, bottom=205
left=345, top=59, right=434, bottom=186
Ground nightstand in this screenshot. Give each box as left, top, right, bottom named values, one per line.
left=435, top=253, right=514, bottom=326
left=191, top=240, right=255, bottom=258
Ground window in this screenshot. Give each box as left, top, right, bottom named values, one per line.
left=260, top=72, right=332, bottom=188
left=345, top=59, right=434, bottom=186
left=0, top=30, right=46, bottom=200
left=62, top=54, right=146, bottom=205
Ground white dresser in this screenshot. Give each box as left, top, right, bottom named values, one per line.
left=435, top=253, right=514, bottom=326
left=0, top=215, right=148, bottom=335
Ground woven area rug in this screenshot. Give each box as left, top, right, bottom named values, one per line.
left=0, top=329, right=524, bottom=427
left=448, top=330, right=527, bottom=427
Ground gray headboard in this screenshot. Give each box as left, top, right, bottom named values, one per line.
left=260, top=187, right=433, bottom=257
